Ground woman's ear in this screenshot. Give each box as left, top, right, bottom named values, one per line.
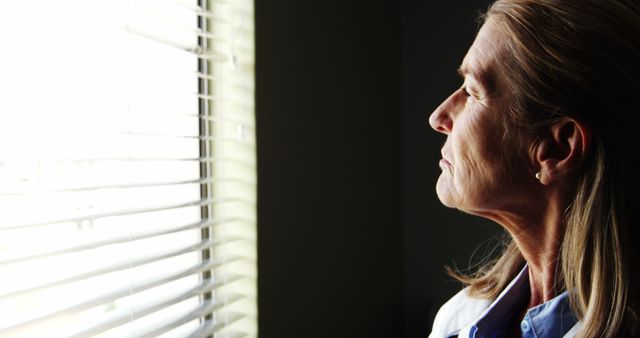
left=535, top=118, right=591, bottom=185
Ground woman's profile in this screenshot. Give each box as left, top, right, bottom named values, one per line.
left=427, top=0, right=640, bottom=337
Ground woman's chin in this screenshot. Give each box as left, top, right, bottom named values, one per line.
left=435, top=177, right=457, bottom=208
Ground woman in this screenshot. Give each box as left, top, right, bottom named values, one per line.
left=427, top=0, right=640, bottom=337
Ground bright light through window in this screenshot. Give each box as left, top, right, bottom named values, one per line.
left=0, top=0, right=256, bottom=337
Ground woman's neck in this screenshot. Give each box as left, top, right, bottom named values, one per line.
left=493, top=189, right=567, bottom=307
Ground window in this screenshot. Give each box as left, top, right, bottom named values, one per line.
left=0, top=0, right=256, bottom=337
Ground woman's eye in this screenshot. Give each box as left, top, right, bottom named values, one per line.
left=460, top=87, right=473, bottom=103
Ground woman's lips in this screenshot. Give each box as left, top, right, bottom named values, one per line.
left=439, top=158, right=452, bottom=170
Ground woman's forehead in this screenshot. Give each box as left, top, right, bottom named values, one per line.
left=459, top=21, right=508, bottom=94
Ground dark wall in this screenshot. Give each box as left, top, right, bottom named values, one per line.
left=257, top=1, right=498, bottom=337
left=256, top=1, right=403, bottom=338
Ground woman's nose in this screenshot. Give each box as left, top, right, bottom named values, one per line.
left=429, top=94, right=455, bottom=134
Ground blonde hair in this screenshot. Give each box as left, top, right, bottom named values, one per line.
left=449, top=0, right=640, bottom=336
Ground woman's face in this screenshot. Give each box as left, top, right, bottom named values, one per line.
left=429, top=21, right=531, bottom=217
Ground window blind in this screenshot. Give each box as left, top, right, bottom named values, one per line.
left=0, top=0, right=256, bottom=337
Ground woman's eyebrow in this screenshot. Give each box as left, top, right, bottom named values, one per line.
left=457, top=65, right=497, bottom=94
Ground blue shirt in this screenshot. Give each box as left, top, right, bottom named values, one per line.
left=469, top=265, right=577, bottom=338
left=429, top=265, right=580, bottom=338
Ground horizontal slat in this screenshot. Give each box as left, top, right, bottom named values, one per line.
left=0, top=238, right=242, bottom=299
left=1, top=177, right=206, bottom=196
left=0, top=218, right=251, bottom=266
left=188, top=313, right=248, bottom=338
left=126, top=27, right=253, bottom=65
left=68, top=284, right=244, bottom=338
left=197, top=331, right=248, bottom=338
left=174, top=1, right=254, bottom=21
left=136, top=15, right=249, bottom=47
left=110, top=131, right=255, bottom=145
left=148, top=0, right=253, bottom=36
left=64, top=111, right=255, bottom=131
left=1, top=197, right=255, bottom=231
left=0, top=178, right=254, bottom=196
left=196, top=93, right=254, bottom=108
left=0, top=259, right=245, bottom=335
left=0, top=197, right=206, bottom=230
left=0, top=156, right=256, bottom=166
left=136, top=294, right=245, bottom=338
left=187, top=113, right=256, bottom=128
left=195, top=72, right=254, bottom=88
left=194, top=9, right=254, bottom=23
left=0, top=130, right=255, bottom=148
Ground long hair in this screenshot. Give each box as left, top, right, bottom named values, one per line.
left=449, top=1, right=640, bottom=336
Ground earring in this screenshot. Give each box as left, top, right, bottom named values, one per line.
left=535, top=172, right=541, bottom=180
